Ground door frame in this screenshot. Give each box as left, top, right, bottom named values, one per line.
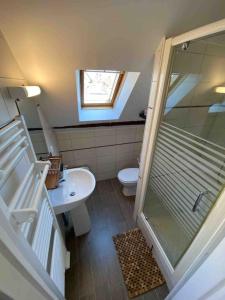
left=134, top=17, right=225, bottom=290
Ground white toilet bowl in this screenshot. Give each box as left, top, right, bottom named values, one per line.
left=117, top=168, right=139, bottom=196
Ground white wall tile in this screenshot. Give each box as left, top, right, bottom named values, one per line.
left=133, top=142, right=142, bottom=156
left=115, top=126, right=137, bottom=143
left=58, top=139, right=72, bottom=151
left=186, top=41, right=207, bottom=55
left=201, top=55, right=225, bottom=83
left=94, top=127, right=116, bottom=137
left=74, top=148, right=97, bottom=160
left=55, top=130, right=70, bottom=140
left=96, top=169, right=117, bottom=181
left=69, top=128, right=95, bottom=139
left=96, top=145, right=116, bottom=157
left=116, top=159, right=138, bottom=173
left=71, top=136, right=96, bottom=149
left=205, top=43, right=225, bottom=57
left=95, top=134, right=116, bottom=147
left=61, top=151, right=74, bottom=166
left=115, top=143, right=134, bottom=158
left=57, top=125, right=144, bottom=181
left=97, top=155, right=115, bottom=166
left=172, top=51, right=203, bottom=75
left=136, top=125, right=145, bottom=140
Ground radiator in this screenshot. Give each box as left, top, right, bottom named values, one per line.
left=0, top=116, right=69, bottom=299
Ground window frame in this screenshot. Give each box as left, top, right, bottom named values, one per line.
left=80, top=70, right=125, bottom=108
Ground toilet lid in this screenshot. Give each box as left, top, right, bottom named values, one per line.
left=118, top=168, right=139, bottom=183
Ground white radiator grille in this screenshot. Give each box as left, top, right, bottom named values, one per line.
left=0, top=117, right=68, bottom=299
left=32, top=198, right=53, bottom=269
left=50, top=229, right=65, bottom=295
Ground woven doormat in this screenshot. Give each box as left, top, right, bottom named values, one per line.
left=113, top=228, right=165, bottom=298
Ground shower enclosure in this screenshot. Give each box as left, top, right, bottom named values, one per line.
left=135, top=20, right=225, bottom=290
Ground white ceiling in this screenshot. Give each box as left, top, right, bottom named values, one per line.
left=0, top=0, right=225, bottom=126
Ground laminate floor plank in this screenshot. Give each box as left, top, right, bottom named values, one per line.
left=65, top=179, right=168, bottom=300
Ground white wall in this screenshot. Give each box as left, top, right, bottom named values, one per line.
left=171, top=236, right=225, bottom=300
left=30, top=124, right=144, bottom=180
left=1, top=1, right=225, bottom=126
left=0, top=30, right=26, bottom=127
left=0, top=30, right=24, bottom=82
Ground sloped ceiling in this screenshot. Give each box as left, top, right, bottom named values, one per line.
left=0, top=0, right=225, bottom=126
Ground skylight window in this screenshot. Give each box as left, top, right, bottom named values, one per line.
left=80, top=70, right=124, bottom=107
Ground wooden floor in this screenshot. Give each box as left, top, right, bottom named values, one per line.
left=65, top=179, right=168, bottom=300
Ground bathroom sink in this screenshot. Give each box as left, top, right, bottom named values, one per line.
left=49, top=168, right=96, bottom=215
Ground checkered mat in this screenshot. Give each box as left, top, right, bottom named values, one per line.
left=113, top=228, right=165, bottom=298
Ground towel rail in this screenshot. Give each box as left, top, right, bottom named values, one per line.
left=0, top=145, right=29, bottom=187
left=0, top=119, right=21, bottom=137
left=50, top=230, right=65, bottom=294
left=32, top=198, right=53, bottom=269
left=0, top=116, right=68, bottom=299
left=0, top=136, right=27, bottom=168
left=9, top=164, right=35, bottom=210
left=0, top=128, right=24, bottom=153
left=11, top=162, right=50, bottom=225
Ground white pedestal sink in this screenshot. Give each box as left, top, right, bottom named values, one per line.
left=48, top=168, right=96, bottom=236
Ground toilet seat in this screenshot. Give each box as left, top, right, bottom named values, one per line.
left=118, top=168, right=139, bottom=184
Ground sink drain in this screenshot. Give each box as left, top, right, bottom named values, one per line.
left=70, top=192, right=76, bottom=196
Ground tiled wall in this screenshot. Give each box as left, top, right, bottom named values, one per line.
left=164, top=39, right=225, bottom=146
left=30, top=124, right=144, bottom=181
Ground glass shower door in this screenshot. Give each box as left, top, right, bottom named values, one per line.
left=143, top=33, right=225, bottom=268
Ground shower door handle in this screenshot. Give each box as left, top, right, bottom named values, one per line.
left=192, top=191, right=210, bottom=212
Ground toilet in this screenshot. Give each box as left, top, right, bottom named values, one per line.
left=117, top=168, right=139, bottom=196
